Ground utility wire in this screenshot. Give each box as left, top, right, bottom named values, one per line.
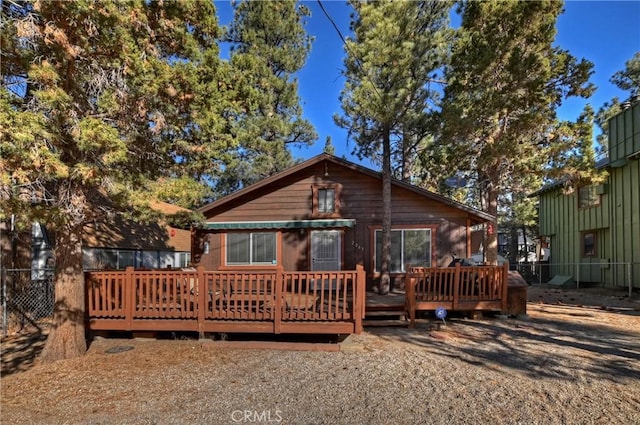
left=316, top=0, right=386, bottom=111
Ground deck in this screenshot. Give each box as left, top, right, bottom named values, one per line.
left=406, top=263, right=509, bottom=326
left=85, top=263, right=508, bottom=335
left=86, top=266, right=366, bottom=335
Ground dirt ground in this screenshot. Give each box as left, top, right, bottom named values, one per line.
left=1, top=284, right=639, bottom=424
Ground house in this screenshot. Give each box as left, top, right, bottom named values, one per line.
left=532, top=99, right=640, bottom=289
left=82, top=201, right=192, bottom=270
left=1, top=201, right=192, bottom=274
left=84, top=154, right=513, bottom=336
left=193, top=153, right=494, bottom=289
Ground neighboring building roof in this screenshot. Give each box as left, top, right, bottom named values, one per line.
left=149, top=200, right=191, bottom=215
left=198, top=153, right=494, bottom=223
left=83, top=201, right=192, bottom=251
left=529, top=157, right=610, bottom=198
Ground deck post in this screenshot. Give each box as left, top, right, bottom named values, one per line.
left=197, top=266, right=206, bottom=338
left=274, top=267, right=283, bottom=334
left=453, top=263, right=461, bottom=310
left=501, top=262, right=509, bottom=312
left=355, top=264, right=365, bottom=333
left=125, top=266, right=134, bottom=330
left=406, top=273, right=416, bottom=328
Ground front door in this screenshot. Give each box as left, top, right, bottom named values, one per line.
left=311, top=230, right=341, bottom=271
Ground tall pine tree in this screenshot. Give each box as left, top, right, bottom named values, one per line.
left=217, top=0, right=316, bottom=196
left=0, top=0, right=225, bottom=361
left=337, top=0, right=452, bottom=294
left=438, top=0, right=594, bottom=265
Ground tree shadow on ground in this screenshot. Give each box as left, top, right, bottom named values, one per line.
left=371, top=308, right=640, bottom=383
left=1, top=327, right=48, bottom=377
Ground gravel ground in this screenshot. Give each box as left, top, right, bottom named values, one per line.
left=1, top=285, right=639, bottom=425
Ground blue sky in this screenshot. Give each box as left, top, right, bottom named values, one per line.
left=216, top=1, right=640, bottom=168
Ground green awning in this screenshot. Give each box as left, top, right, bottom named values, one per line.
left=204, top=219, right=356, bottom=230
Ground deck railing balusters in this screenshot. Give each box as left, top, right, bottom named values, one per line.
left=86, top=267, right=367, bottom=335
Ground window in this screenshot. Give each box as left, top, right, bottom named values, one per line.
left=312, top=184, right=341, bottom=217
left=203, top=241, right=210, bottom=254
left=85, top=249, right=132, bottom=270
left=375, top=228, right=431, bottom=273
left=318, top=188, right=335, bottom=213
left=226, top=232, right=277, bottom=265
left=582, top=232, right=596, bottom=257
left=119, top=251, right=135, bottom=268
left=578, top=185, right=600, bottom=208
left=177, top=252, right=191, bottom=267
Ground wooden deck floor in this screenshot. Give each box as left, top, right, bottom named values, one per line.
left=365, top=291, right=405, bottom=310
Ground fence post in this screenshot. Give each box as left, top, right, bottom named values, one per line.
left=274, top=267, right=283, bottom=334
left=453, top=263, right=461, bottom=310
left=197, top=266, right=205, bottom=338
left=125, top=266, right=134, bottom=330
left=538, top=263, right=542, bottom=285
left=406, top=273, right=416, bottom=328
left=354, top=264, right=364, bottom=333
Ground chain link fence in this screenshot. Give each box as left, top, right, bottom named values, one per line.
left=512, top=261, right=639, bottom=297
left=1, top=269, right=55, bottom=337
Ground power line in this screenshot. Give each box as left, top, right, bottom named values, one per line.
left=316, top=0, right=386, bottom=110
left=316, top=0, right=349, bottom=47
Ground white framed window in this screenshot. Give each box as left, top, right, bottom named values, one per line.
left=318, top=188, right=335, bottom=213
left=375, top=228, right=431, bottom=273
left=226, top=232, right=277, bottom=265
left=177, top=252, right=191, bottom=267
left=312, top=184, right=341, bottom=217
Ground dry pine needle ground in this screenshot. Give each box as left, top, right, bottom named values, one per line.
left=1, top=285, right=639, bottom=425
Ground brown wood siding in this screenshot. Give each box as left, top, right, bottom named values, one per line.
left=195, top=233, right=221, bottom=271
left=197, top=159, right=484, bottom=275
left=282, top=229, right=308, bottom=271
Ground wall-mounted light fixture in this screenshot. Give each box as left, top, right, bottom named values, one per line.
left=324, top=163, right=329, bottom=177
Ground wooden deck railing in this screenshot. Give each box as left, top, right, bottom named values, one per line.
left=86, top=265, right=365, bottom=335
left=406, top=263, right=509, bottom=326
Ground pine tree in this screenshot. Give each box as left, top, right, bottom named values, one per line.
left=595, top=52, right=640, bottom=153
left=0, top=0, right=224, bottom=361
left=336, top=0, right=452, bottom=294
left=323, top=136, right=335, bottom=155
left=216, top=0, right=316, bottom=196
left=438, top=0, right=594, bottom=265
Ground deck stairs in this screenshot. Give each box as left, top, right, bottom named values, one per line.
left=363, top=291, right=409, bottom=327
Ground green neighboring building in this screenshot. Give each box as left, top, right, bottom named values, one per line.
left=533, top=99, right=640, bottom=289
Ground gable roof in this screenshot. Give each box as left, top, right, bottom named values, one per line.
left=198, top=153, right=494, bottom=224
left=83, top=201, right=192, bottom=251
left=529, top=156, right=610, bottom=198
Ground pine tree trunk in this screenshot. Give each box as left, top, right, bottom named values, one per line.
left=39, top=223, right=87, bottom=363
left=485, top=182, right=499, bottom=266
left=379, top=127, right=392, bottom=295
left=402, top=130, right=412, bottom=182
left=521, top=223, right=529, bottom=262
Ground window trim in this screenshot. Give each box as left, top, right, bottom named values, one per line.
left=578, top=185, right=600, bottom=209
left=312, top=184, right=342, bottom=218
left=221, top=231, right=281, bottom=270
left=371, top=225, right=436, bottom=274
left=582, top=231, right=597, bottom=257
